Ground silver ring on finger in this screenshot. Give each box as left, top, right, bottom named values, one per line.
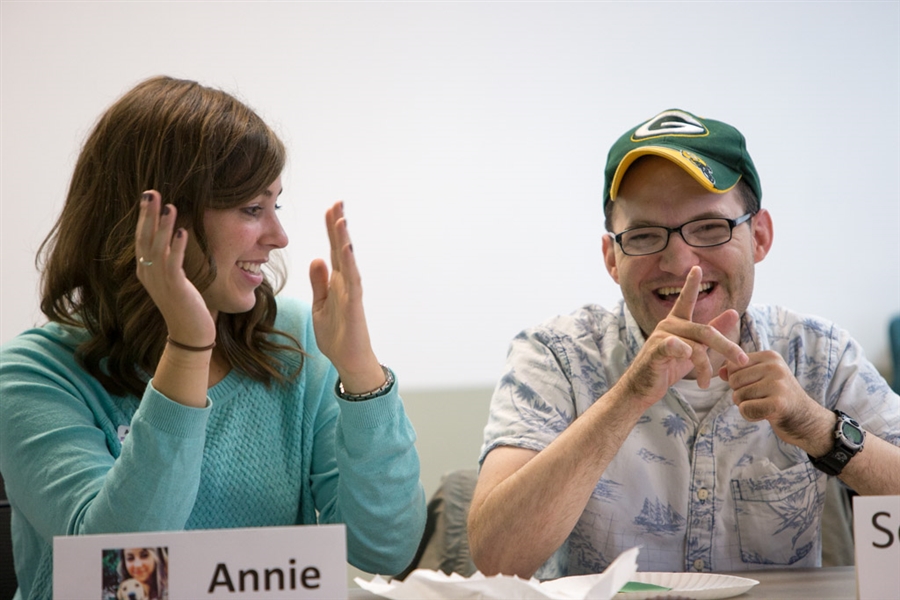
left=138, top=256, right=154, bottom=267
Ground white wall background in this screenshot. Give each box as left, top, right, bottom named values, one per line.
left=2, top=1, right=899, bottom=389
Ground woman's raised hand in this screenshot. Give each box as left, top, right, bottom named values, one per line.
left=135, top=191, right=217, bottom=352
left=309, top=202, right=385, bottom=395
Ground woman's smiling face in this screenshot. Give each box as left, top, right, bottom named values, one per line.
left=124, top=547, right=156, bottom=583
left=200, top=177, right=288, bottom=317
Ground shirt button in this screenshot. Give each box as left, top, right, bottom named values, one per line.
left=697, top=488, right=709, bottom=501
left=693, top=559, right=705, bottom=571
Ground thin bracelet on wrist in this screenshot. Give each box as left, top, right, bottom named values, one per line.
left=166, top=337, right=216, bottom=352
left=336, top=365, right=395, bottom=401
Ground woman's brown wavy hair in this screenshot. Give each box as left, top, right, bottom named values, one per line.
left=39, top=75, right=303, bottom=397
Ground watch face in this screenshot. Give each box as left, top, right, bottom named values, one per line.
left=841, top=420, right=865, bottom=445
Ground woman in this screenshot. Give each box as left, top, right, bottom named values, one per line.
left=0, top=76, right=425, bottom=600
left=115, top=547, right=168, bottom=600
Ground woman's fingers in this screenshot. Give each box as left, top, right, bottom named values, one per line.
left=135, top=191, right=159, bottom=265
left=149, top=203, right=176, bottom=261
left=133, top=190, right=217, bottom=352
left=134, top=190, right=184, bottom=297
left=310, top=201, right=381, bottom=377
left=325, top=202, right=345, bottom=271
left=309, top=258, right=330, bottom=307
left=135, top=191, right=178, bottom=270
left=167, top=227, right=188, bottom=276
left=322, top=201, right=365, bottom=294
left=336, top=219, right=361, bottom=289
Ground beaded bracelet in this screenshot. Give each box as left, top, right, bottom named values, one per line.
left=336, top=365, right=395, bottom=401
left=167, top=337, right=216, bottom=352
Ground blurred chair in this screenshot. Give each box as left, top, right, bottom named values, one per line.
left=890, top=314, right=900, bottom=393
left=820, top=477, right=855, bottom=566
left=397, top=468, right=478, bottom=579
left=0, top=469, right=18, bottom=600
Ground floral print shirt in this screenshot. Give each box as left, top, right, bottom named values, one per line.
left=480, top=301, right=900, bottom=577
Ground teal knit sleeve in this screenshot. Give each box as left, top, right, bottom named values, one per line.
left=330, top=392, right=427, bottom=575
left=0, top=329, right=211, bottom=542
left=277, top=297, right=426, bottom=576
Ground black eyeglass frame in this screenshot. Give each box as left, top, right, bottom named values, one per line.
left=612, top=212, right=755, bottom=257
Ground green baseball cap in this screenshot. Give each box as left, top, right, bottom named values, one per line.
left=603, top=109, right=762, bottom=207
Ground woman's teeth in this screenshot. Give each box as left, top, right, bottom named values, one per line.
left=237, top=261, right=262, bottom=274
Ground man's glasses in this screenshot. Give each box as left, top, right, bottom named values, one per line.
left=612, top=213, right=754, bottom=256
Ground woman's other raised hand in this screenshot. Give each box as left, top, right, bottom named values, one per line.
left=309, top=202, right=385, bottom=395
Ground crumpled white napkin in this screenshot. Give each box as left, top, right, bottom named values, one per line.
left=355, top=546, right=639, bottom=599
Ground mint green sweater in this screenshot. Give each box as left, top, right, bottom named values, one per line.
left=0, top=297, right=426, bottom=600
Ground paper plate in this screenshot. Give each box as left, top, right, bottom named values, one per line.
left=614, top=572, right=759, bottom=599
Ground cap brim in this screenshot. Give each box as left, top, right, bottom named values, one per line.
left=608, top=146, right=741, bottom=201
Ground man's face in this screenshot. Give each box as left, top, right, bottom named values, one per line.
left=602, top=156, right=772, bottom=338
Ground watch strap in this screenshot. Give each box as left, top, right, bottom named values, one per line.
left=808, top=447, right=852, bottom=477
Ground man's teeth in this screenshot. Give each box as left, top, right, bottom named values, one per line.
left=658, top=282, right=713, bottom=297
left=237, top=261, right=262, bottom=274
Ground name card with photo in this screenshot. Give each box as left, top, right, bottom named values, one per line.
left=53, top=524, right=347, bottom=600
left=853, top=494, right=900, bottom=600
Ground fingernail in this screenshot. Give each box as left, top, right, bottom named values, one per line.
left=141, top=192, right=151, bottom=204
left=349, top=243, right=354, bottom=253
left=161, top=205, right=170, bottom=216
left=176, top=228, right=184, bottom=238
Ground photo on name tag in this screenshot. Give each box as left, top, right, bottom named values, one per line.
left=101, top=546, right=170, bottom=600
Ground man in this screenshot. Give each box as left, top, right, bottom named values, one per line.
left=468, top=109, right=900, bottom=579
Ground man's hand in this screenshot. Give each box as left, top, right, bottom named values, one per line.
left=619, top=266, right=749, bottom=409
left=720, top=340, right=900, bottom=496
left=719, top=351, right=834, bottom=453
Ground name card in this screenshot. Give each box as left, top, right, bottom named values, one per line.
left=53, top=524, right=347, bottom=600
left=853, top=495, right=900, bottom=600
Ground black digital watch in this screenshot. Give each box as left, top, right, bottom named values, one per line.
left=808, top=410, right=866, bottom=476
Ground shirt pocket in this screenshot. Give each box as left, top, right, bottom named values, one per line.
left=730, top=461, right=822, bottom=565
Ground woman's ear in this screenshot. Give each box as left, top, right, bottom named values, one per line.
left=602, top=233, right=620, bottom=284
left=751, top=208, right=774, bottom=263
